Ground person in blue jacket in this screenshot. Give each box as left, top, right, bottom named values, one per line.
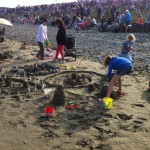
left=103, top=56, right=132, bottom=97
left=124, top=10, right=131, bottom=32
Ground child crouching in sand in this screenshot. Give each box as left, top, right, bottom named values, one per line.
left=102, top=55, right=132, bottom=97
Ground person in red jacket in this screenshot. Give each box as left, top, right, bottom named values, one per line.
left=135, top=13, right=143, bottom=32
left=54, top=18, right=67, bottom=63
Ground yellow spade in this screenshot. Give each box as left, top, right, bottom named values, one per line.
left=45, top=41, right=52, bottom=47
left=59, top=64, right=76, bottom=70
left=48, top=42, right=52, bottom=47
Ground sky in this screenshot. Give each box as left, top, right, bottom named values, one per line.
left=0, top=0, right=77, bottom=8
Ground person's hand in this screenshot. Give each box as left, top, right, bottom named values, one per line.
left=45, top=39, right=48, bottom=43
left=130, top=46, right=133, bottom=50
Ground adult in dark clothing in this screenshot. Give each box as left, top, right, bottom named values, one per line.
left=54, top=18, right=67, bottom=63
left=107, top=16, right=112, bottom=25
left=110, top=5, right=115, bottom=22
left=79, top=3, right=84, bottom=19
left=143, top=13, right=150, bottom=32
left=101, top=16, right=107, bottom=32
left=97, top=6, right=102, bottom=23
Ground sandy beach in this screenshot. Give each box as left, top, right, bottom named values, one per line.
left=0, top=24, right=150, bottom=150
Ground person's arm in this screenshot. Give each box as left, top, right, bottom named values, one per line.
left=61, top=28, right=67, bottom=44
left=39, top=25, right=45, bottom=41
left=45, top=26, right=48, bottom=41
left=106, top=63, right=112, bottom=78
left=41, top=25, right=47, bottom=42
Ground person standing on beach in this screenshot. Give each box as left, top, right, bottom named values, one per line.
left=102, top=56, right=132, bottom=98
left=118, top=34, right=136, bottom=62
left=54, top=18, right=66, bottom=63
left=36, top=18, right=48, bottom=60
left=124, top=10, right=131, bottom=32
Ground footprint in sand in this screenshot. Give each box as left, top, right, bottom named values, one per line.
left=9, top=102, right=20, bottom=108
left=67, top=114, right=84, bottom=120
left=94, top=144, right=113, bottom=150
left=64, top=130, right=74, bottom=136
left=133, top=120, right=143, bottom=124
left=18, top=121, right=27, bottom=128
left=133, top=120, right=144, bottom=131
left=132, top=103, right=145, bottom=107
left=117, top=113, right=133, bottom=121
left=41, top=130, right=58, bottom=140
left=11, top=95, right=21, bottom=101
left=137, top=117, right=148, bottom=121
left=76, top=140, right=89, bottom=148
left=104, top=113, right=113, bottom=118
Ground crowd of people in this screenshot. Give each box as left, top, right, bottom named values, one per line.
left=101, top=9, right=150, bottom=33
left=0, top=0, right=150, bottom=32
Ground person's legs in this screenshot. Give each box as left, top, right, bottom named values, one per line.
left=106, top=74, right=121, bottom=97
left=37, top=42, right=44, bottom=59
left=136, top=24, right=142, bottom=32
left=117, top=77, right=122, bottom=94
left=136, top=24, right=139, bottom=32
left=143, top=23, right=146, bottom=32
left=59, top=45, right=64, bottom=61
left=55, top=45, right=61, bottom=60
left=101, top=24, right=104, bottom=32
left=36, top=42, right=40, bottom=57
left=104, top=22, right=108, bottom=32
left=125, top=25, right=128, bottom=32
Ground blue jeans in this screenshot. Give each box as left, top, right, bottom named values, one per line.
left=118, top=52, right=132, bottom=62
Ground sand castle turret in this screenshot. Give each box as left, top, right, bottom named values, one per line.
left=52, top=85, right=66, bottom=106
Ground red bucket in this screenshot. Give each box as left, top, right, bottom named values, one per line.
left=45, top=106, right=54, bottom=117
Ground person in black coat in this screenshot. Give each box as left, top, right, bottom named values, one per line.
left=54, top=18, right=66, bottom=63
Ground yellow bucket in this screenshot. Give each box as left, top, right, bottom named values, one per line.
left=103, top=97, right=113, bottom=110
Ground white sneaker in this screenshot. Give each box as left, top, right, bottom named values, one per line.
left=59, top=60, right=65, bottom=64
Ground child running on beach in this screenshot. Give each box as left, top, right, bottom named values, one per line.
left=118, top=34, right=136, bottom=62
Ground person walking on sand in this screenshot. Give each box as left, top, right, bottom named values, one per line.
left=102, top=56, right=132, bottom=98
left=36, top=18, right=48, bottom=60
left=54, top=18, right=67, bottom=63
left=118, top=34, right=136, bottom=62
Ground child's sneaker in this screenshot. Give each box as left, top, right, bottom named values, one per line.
left=59, top=60, right=65, bottom=64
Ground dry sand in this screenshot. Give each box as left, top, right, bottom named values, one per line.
left=0, top=39, right=150, bottom=150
